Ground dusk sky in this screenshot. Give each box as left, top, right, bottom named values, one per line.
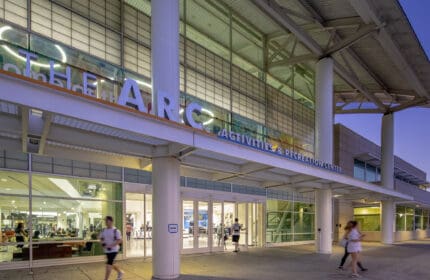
left=335, top=0, right=430, bottom=180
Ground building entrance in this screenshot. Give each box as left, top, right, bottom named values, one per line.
left=182, top=200, right=263, bottom=253
left=124, top=192, right=153, bottom=258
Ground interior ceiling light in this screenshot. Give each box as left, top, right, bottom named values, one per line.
left=0, top=25, right=67, bottom=68
left=124, top=78, right=152, bottom=88
left=48, top=178, right=81, bottom=198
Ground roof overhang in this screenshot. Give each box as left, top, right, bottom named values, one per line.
left=0, top=71, right=413, bottom=203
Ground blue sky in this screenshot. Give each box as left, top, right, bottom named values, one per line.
left=335, top=0, right=430, bottom=180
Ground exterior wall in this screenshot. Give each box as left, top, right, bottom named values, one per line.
left=395, top=230, right=430, bottom=242
left=395, top=179, right=430, bottom=205
left=361, top=231, right=382, bottom=242
left=333, top=199, right=353, bottom=241
left=334, top=124, right=426, bottom=182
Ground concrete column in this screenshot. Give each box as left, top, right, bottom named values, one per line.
left=151, top=0, right=180, bottom=122
left=315, top=57, right=334, bottom=163
left=314, top=57, right=334, bottom=253
left=381, top=113, right=394, bottom=189
left=152, top=157, right=181, bottom=279
left=381, top=113, right=395, bottom=244
left=381, top=200, right=395, bottom=244
left=315, top=188, right=333, bottom=253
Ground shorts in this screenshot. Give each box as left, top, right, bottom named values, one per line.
left=106, top=252, right=118, bottom=265
left=232, top=235, right=240, bottom=243
left=347, top=243, right=362, bottom=253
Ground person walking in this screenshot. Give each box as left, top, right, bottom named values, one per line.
left=231, top=218, right=241, bottom=253
left=338, top=221, right=367, bottom=272
left=100, top=216, right=124, bottom=280
left=347, top=221, right=365, bottom=278
left=15, top=223, right=27, bottom=248
left=216, top=223, right=223, bottom=247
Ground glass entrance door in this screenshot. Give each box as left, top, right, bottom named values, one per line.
left=212, top=202, right=223, bottom=250
left=197, top=201, right=209, bottom=249
left=237, top=203, right=248, bottom=247
left=182, top=200, right=210, bottom=251
left=248, top=203, right=263, bottom=247
left=223, top=202, right=235, bottom=251
left=181, top=200, right=264, bottom=252
left=124, top=192, right=152, bottom=258
left=182, top=200, right=194, bottom=249
left=125, top=193, right=144, bottom=257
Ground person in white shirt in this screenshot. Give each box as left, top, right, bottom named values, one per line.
left=231, top=218, right=241, bottom=253
left=100, top=216, right=124, bottom=280
left=347, top=221, right=365, bottom=278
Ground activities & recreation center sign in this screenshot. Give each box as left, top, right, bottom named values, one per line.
left=2, top=46, right=342, bottom=173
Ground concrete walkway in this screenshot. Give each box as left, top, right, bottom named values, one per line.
left=1, top=240, right=430, bottom=280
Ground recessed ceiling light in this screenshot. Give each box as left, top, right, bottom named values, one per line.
left=43, top=201, right=46, bottom=205
left=1, top=178, right=7, bottom=182
left=5, top=188, right=11, bottom=191
left=11, top=200, right=15, bottom=204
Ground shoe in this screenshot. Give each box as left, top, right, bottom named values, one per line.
left=233, top=250, right=238, bottom=253
left=337, top=266, right=344, bottom=271
left=117, top=271, right=124, bottom=280
left=351, top=273, right=361, bottom=278
left=361, top=268, right=368, bottom=272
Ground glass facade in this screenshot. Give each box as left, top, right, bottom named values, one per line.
left=0, top=149, right=313, bottom=266
left=353, top=159, right=381, bottom=183
left=0, top=0, right=316, bottom=157
left=353, top=207, right=381, bottom=231
left=396, top=206, right=429, bottom=231
left=266, top=199, right=315, bottom=243
left=0, top=166, right=123, bottom=263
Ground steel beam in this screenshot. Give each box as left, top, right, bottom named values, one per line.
left=348, top=0, right=429, bottom=99
left=253, top=0, right=387, bottom=111
left=21, top=107, right=28, bottom=153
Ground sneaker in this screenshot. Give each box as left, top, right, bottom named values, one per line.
left=337, top=266, right=344, bottom=271
left=117, top=271, right=124, bottom=280
left=351, top=273, right=361, bottom=278
left=361, top=268, right=368, bottom=272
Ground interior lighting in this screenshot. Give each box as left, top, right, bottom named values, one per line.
left=0, top=26, right=67, bottom=68
left=179, top=107, right=214, bottom=126
left=48, top=178, right=81, bottom=198
left=124, top=78, right=152, bottom=88
left=1, top=178, right=7, bottom=182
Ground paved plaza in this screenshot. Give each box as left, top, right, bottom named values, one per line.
left=0, top=240, right=429, bottom=280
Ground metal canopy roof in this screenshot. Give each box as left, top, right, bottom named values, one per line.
left=219, top=0, right=430, bottom=113
left=124, top=0, right=429, bottom=113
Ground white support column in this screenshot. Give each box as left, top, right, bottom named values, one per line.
left=151, top=0, right=180, bottom=122
left=315, top=57, right=334, bottom=254
left=151, top=1, right=181, bottom=278
left=381, top=200, right=395, bottom=244
left=315, top=188, right=333, bottom=254
left=381, top=113, right=395, bottom=244
left=152, top=157, right=181, bottom=279
left=315, top=57, right=334, bottom=164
